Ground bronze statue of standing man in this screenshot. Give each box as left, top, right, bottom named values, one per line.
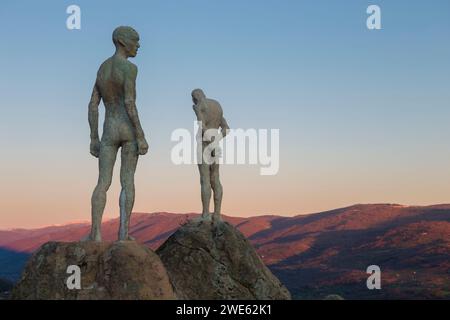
left=87, top=26, right=148, bottom=241
left=192, top=89, right=229, bottom=223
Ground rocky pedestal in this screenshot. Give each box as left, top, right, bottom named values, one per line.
left=11, top=241, right=176, bottom=300
left=157, top=219, right=291, bottom=300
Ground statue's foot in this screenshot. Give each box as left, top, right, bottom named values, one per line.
left=192, top=214, right=208, bottom=225
left=118, top=235, right=135, bottom=241
left=200, top=212, right=212, bottom=222
left=212, top=213, right=221, bottom=224
left=212, top=214, right=225, bottom=237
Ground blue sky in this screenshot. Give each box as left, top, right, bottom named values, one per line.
left=1, top=0, right=450, bottom=228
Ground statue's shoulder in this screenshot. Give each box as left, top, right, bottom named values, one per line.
left=100, top=56, right=114, bottom=67
left=206, top=98, right=222, bottom=112
left=101, top=56, right=137, bottom=74
left=124, top=60, right=138, bottom=73
left=96, top=57, right=113, bottom=76
left=207, top=98, right=220, bottom=106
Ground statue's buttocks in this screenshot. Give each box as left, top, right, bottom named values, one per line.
left=97, top=58, right=137, bottom=145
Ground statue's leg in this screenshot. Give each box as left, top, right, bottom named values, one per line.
left=198, top=163, right=212, bottom=220
left=90, top=144, right=119, bottom=241
left=118, top=141, right=138, bottom=241
left=210, top=162, right=222, bottom=222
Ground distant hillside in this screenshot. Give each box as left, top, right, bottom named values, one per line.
left=0, top=248, right=30, bottom=282
left=0, top=204, right=449, bottom=299
left=0, top=277, right=13, bottom=291
left=0, top=277, right=13, bottom=300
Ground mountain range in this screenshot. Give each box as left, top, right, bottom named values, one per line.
left=1, top=204, right=449, bottom=299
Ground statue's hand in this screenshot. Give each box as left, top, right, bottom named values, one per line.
left=137, top=137, right=149, bottom=155
left=90, top=139, right=100, bottom=158
left=193, top=104, right=200, bottom=115
left=214, top=145, right=222, bottom=158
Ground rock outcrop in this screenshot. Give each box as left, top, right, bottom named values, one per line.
left=157, top=219, right=291, bottom=300
left=12, top=241, right=176, bottom=300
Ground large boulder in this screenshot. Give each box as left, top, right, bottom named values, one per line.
left=156, top=219, right=291, bottom=300
left=12, top=241, right=176, bottom=300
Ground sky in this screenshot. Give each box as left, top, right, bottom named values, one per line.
left=0, top=0, right=450, bottom=228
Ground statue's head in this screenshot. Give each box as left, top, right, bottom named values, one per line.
left=191, top=88, right=206, bottom=105
left=112, top=26, right=140, bottom=58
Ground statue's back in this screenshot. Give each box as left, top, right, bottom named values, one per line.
left=96, top=57, right=128, bottom=107
left=202, top=98, right=223, bottom=130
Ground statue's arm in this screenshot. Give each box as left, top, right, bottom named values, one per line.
left=124, top=64, right=148, bottom=155
left=88, top=82, right=101, bottom=157
left=220, top=116, right=230, bottom=138
left=193, top=103, right=207, bottom=136
left=88, top=82, right=101, bottom=141
left=124, top=64, right=145, bottom=138
left=217, top=102, right=229, bottom=138
left=193, top=103, right=205, bottom=123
